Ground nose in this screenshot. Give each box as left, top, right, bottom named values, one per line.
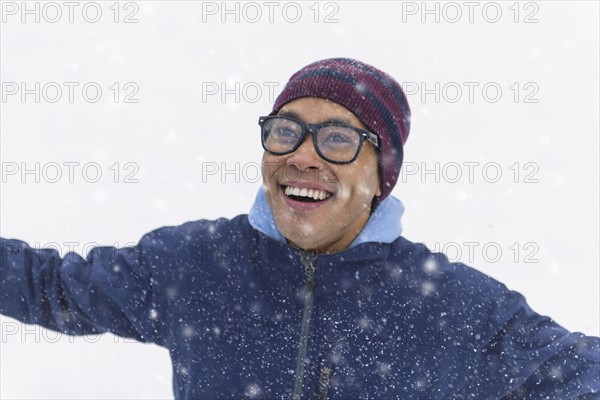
left=286, top=134, right=324, bottom=172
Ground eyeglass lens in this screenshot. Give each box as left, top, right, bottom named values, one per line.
left=262, top=117, right=361, bottom=162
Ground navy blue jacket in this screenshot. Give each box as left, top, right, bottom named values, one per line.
left=1, top=215, right=599, bottom=399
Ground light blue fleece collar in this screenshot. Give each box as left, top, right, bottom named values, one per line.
left=248, top=186, right=404, bottom=248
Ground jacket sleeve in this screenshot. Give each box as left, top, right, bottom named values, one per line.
left=481, top=290, right=600, bottom=399
left=0, top=235, right=163, bottom=345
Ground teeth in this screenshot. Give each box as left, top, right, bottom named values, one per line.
left=284, top=185, right=331, bottom=201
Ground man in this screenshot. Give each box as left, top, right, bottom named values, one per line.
left=1, top=58, right=598, bottom=399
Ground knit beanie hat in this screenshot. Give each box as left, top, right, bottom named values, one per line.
left=272, top=57, right=411, bottom=206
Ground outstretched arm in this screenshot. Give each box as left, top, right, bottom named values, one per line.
left=0, top=236, right=163, bottom=345
left=482, top=292, right=600, bottom=399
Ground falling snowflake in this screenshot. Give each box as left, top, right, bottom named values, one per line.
left=423, top=257, right=438, bottom=273
left=421, top=281, right=436, bottom=296
left=245, top=383, right=262, bottom=398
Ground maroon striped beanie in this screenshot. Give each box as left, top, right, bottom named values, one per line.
left=272, top=57, right=411, bottom=205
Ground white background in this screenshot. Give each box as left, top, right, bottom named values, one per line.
left=1, top=1, right=598, bottom=398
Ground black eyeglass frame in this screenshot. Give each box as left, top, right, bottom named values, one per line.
left=258, top=115, right=380, bottom=165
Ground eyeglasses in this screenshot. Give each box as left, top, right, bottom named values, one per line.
left=258, top=115, right=379, bottom=164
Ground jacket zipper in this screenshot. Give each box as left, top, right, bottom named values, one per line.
left=292, top=251, right=317, bottom=400
left=315, top=366, right=332, bottom=400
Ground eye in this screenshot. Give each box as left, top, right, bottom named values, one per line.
left=325, top=132, right=351, bottom=143
left=320, top=127, right=357, bottom=146
left=274, top=126, right=299, bottom=138
left=267, top=119, right=301, bottom=141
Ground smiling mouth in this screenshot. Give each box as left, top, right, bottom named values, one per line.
left=282, top=185, right=333, bottom=203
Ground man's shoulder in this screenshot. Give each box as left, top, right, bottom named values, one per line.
left=389, top=236, right=509, bottom=288
left=138, top=214, right=254, bottom=251
left=386, top=235, right=525, bottom=318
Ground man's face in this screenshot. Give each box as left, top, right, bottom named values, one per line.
left=261, top=97, right=382, bottom=254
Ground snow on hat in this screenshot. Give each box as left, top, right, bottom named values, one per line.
left=272, top=57, right=411, bottom=205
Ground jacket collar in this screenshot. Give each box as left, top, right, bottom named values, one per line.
left=248, top=186, right=404, bottom=248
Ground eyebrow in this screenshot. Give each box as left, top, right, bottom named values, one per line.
left=278, top=110, right=355, bottom=127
